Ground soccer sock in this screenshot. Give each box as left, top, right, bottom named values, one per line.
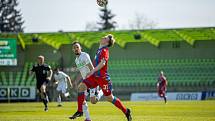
left=43, top=99, right=47, bottom=107
left=83, top=103, right=91, bottom=120
left=111, top=96, right=127, bottom=114
left=164, top=96, right=167, bottom=103
left=41, top=93, right=47, bottom=107
left=43, top=92, right=47, bottom=98
left=77, top=92, right=85, bottom=112
left=57, top=95, right=61, bottom=105
left=43, top=92, right=48, bottom=101
left=97, top=89, right=103, bottom=101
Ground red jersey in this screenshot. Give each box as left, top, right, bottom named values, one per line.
left=93, top=46, right=110, bottom=80
left=158, top=75, right=167, bottom=87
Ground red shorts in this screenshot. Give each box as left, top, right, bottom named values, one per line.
left=157, top=86, right=166, bottom=97
left=82, top=75, right=112, bottom=96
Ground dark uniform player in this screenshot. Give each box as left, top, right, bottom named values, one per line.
left=157, top=71, right=168, bottom=103
left=30, top=55, right=53, bottom=111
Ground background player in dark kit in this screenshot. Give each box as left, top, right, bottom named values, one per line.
left=30, top=55, right=53, bottom=111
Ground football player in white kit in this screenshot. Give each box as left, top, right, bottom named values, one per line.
left=53, top=68, right=73, bottom=106
left=69, top=42, right=103, bottom=121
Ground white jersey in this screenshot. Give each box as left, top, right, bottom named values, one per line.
left=75, top=52, right=93, bottom=79
left=75, top=52, right=101, bottom=98
left=54, top=71, right=69, bottom=93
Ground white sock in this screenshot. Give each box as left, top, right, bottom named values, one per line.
left=57, top=96, right=61, bottom=105
left=97, top=89, right=103, bottom=101
left=83, top=103, right=91, bottom=120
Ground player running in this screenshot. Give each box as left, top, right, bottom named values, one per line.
left=30, top=55, right=53, bottom=111
left=157, top=71, right=168, bottom=103
left=69, top=42, right=103, bottom=121
left=70, top=34, right=132, bottom=121
left=53, top=68, right=73, bottom=107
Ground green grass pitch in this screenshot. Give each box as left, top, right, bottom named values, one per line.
left=0, top=101, right=214, bottom=121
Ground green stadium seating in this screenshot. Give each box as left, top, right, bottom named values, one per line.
left=0, top=72, right=7, bottom=86
left=109, top=58, right=215, bottom=87
left=0, top=62, right=58, bottom=86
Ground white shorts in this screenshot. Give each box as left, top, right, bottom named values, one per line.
left=85, top=86, right=99, bottom=98
left=57, top=82, right=67, bottom=94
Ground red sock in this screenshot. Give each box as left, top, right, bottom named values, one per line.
left=77, top=92, right=85, bottom=112
left=112, top=96, right=127, bottom=114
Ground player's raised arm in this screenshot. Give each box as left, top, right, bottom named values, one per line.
left=29, top=65, right=35, bottom=75
left=87, top=62, right=94, bottom=71
left=87, top=58, right=106, bottom=78
left=165, top=77, right=168, bottom=86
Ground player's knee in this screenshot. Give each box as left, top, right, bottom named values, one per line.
left=105, top=95, right=113, bottom=102
left=40, top=85, right=46, bottom=92
left=83, top=101, right=86, bottom=105
left=40, top=88, right=45, bottom=93
left=78, top=83, right=87, bottom=92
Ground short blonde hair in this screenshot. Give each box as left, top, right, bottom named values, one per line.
left=107, top=34, right=115, bottom=47
left=37, top=55, right=44, bottom=60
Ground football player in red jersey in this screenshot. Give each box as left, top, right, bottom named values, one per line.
left=157, top=71, right=168, bottom=103
left=69, top=34, right=132, bottom=121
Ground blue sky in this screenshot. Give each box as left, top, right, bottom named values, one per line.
left=18, top=0, right=215, bottom=33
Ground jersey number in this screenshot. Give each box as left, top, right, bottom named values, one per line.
left=103, top=84, right=109, bottom=92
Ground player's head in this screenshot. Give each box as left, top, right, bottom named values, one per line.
left=37, top=55, right=44, bottom=65
left=160, top=71, right=164, bottom=76
left=72, top=41, right=82, bottom=55
left=100, top=34, right=115, bottom=47
left=54, top=67, right=60, bottom=74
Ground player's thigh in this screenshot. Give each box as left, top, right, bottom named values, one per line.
left=61, top=87, right=67, bottom=94
left=82, top=75, right=98, bottom=89
left=56, top=85, right=61, bottom=92
left=98, top=79, right=112, bottom=97
left=40, top=82, right=47, bottom=92
left=57, top=84, right=67, bottom=94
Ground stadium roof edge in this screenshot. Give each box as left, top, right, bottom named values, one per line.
left=3, top=26, right=213, bottom=34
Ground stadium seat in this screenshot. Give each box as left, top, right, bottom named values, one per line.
left=109, top=58, right=215, bottom=88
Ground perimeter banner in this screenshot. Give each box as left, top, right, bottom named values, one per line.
left=0, top=86, right=36, bottom=100
left=0, top=38, right=17, bottom=66
left=130, top=92, right=202, bottom=101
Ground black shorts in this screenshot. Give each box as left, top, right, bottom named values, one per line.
left=37, top=80, right=49, bottom=90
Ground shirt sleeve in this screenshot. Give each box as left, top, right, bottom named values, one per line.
left=101, top=49, right=109, bottom=62
left=31, top=65, right=35, bottom=72
left=46, top=65, right=51, bottom=71
left=83, top=53, right=92, bottom=65
left=61, top=72, right=69, bottom=78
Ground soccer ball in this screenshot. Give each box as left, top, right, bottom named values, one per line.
left=97, top=0, right=108, bottom=7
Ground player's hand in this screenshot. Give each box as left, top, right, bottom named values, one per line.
left=46, top=77, right=51, bottom=81
left=157, top=83, right=159, bottom=87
